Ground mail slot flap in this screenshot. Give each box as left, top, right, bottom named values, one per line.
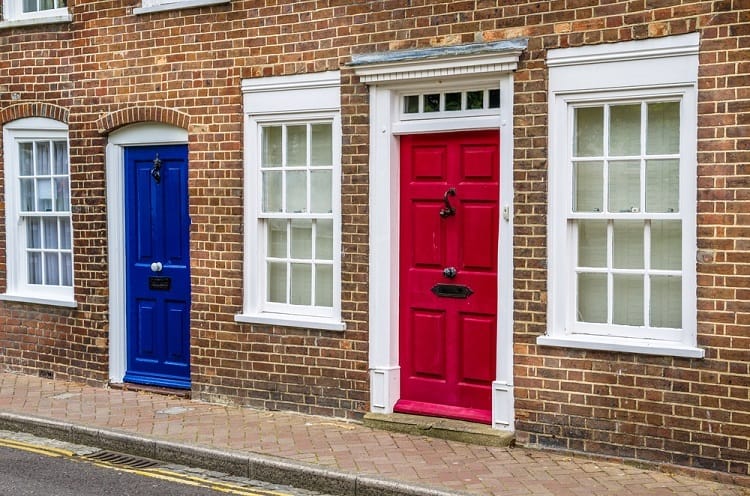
left=431, top=283, right=474, bottom=299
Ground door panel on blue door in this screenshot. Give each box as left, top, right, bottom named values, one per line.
left=124, top=145, right=191, bottom=389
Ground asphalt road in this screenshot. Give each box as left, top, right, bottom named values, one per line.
left=0, top=434, right=327, bottom=496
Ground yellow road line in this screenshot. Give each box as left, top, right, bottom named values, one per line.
left=0, top=437, right=292, bottom=496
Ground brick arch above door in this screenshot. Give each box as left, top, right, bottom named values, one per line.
left=0, top=102, right=69, bottom=125
left=96, top=106, right=190, bottom=135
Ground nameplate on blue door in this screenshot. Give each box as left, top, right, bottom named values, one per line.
left=149, top=277, right=172, bottom=291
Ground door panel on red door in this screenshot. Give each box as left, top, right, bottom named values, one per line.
left=397, top=131, right=499, bottom=424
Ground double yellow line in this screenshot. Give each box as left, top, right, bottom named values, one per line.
left=0, top=437, right=290, bottom=496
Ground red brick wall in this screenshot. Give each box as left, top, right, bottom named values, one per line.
left=0, top=0, right=746, bottom=476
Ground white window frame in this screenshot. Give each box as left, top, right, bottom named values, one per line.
left=541, top=33, right=703, bottom=358
left=237, top=71, right=344, bottom=331
left=1, top=0, right=70, bottom=26
left=133, top=0, right=229, bottom=15
left=1, top=117, right=75, bottom=307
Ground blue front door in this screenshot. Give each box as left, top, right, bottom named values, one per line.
left=124, top=145, right=191, bottom=389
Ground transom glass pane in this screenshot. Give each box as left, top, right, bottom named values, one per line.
left=423, top=94, right=440, bottom=112
left=445, top=92, right=461, bottom=111
left=466, top=91, right=483, bottom=110
left=404, top=95, right=419, bottom=113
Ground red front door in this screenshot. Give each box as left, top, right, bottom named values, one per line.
left=396, top=131, right=499, bottom=424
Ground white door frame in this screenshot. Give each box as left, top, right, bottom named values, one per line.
left=106, top=123, right=188, bottom=383
left=352, top=40, right=525, bottom=430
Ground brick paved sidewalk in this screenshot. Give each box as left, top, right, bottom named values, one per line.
left=0, top=372, right=747, bottom=496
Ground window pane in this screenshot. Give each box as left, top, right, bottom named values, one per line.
left=310, top=170, right=332, bottom=213
left=466, top=91, right=483, bottom=110
left=613, top=274, right=644, bottom=326
left=267, top=219, right=287, bottom=258
left=43, top=217, right=59, bottom=249
left=27, top=218, right=41, bottom=249
left=613, top=221, right=643, bottom=269
left=316, top=219, right=333, bottom=260
left=290, top=263, right=312, bottom=305
left=645, top=159, right=679, bottom=213
left=608, top=160, right=640, bottom=213
left=286, top=125, right=307, bottom=166
left=44, top=253, right=59, bottom=285
left=577, top=272, right=607, bottom=323
left=310, top=124, right=332, bottom=166
left=574, top=161, right=603, bottom=212
left=650, top=275, right=681, bottom=328
left=651, top=220, right=681, bottom=270
left=20, top=179, right=35, bottom=212
left=286, top=171, right=307, bottom=213
left=267, top=262, right=287, bottom=303
left=488, top=89, right=500, bottom=109
left=61, top=252, right=72, bottom=286
left=54, top=141, right=68, bottom=174
left=574, top=107, right=603, bottom=157
left=55, top=177, right=70, bottom=212
left=577, top=220, right=607, bottom=268
left=404, top=95, right=419, bottom=113
left=40, top=0, right=54, bottom=9
left=19, top=143, right=33, bottom=175
left=290, top=219, right=312, bottom=259
left=59, top=217, right=71, bottom=250
left=262, top=171, right=282, bottom=213
left=423, top=94, right=440, bottom=112
left=609, top=104, right=641, bottom=156
left=315, top=264, right=333, bottom=307
left=28, top=252, right=42, bottom=284
left=23, top=0, right=36, bottom=13
left=36, top=142, right=50, bottom=174
left=261, top=126, right=282, bottom=167
left=445, top=92, right=461, bottom=111
left=37, top=179, right=53, bottom=211
left=647, top=102, right=679, bottom=155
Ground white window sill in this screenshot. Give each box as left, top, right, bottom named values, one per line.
left=0, top=293, right=77, bottom=308
left=537, top=334, right=704, bottom=358
left=235, top=312, right=346, bottom=332
left=134, top=0, right=229, bottom=14
left=0, top=14, right=71, bottom=29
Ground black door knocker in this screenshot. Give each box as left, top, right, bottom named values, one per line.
left=151, top=154, right=162, bottom=184
left=439, top=187, right=456, bottom=218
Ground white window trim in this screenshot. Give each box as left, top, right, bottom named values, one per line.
left=237, top=71, right=344, bottom=332
left=134, top=0, right=229, bottom=15
left=0, top=0, right=70, bottom=27
left=541, top=33, right=703, bottom=358
left=1, top=117, right=75, bottom=307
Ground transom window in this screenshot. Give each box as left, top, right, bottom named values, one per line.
left=2, top=118, right=74, bottom=305
left=402, top=88, right=500, bottom=118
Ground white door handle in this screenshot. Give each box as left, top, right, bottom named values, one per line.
left=150, top=262, right=163, bottom=272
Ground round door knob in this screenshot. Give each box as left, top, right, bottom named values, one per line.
left=442, top=267, right=457, bottom=279
left=150, top=262, right=163, bottom=272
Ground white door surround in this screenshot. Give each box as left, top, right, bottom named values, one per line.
left=106, top=123, right=189, bottom=384
left=352, top=39, right=526, bottom=430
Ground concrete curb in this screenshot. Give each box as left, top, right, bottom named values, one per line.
left=0, top=411, right=470, bottom=496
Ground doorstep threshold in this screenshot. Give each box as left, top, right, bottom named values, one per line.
left=363, top=412, right=514, bottom=448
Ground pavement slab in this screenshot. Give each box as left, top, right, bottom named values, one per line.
left=0, top=372, right=748, bottom=496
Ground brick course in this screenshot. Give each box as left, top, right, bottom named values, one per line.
left=0, top=0, right=747, bottom=478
